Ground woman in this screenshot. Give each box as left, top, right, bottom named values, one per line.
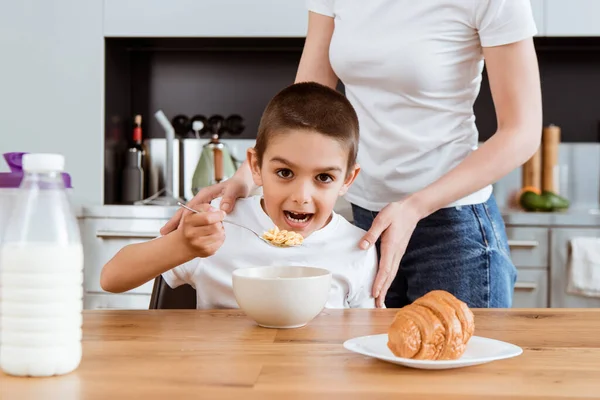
left=162, top=0, right=542, bottom=309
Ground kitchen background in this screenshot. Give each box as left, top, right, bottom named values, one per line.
left=1, top=0, right=600, bottom=310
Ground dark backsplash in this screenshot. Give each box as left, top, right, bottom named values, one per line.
left=475, top=37, right=600, bottom=143
left=106, top=36, right=600, bottom=145
left=106, top=38, right=306, bottom=141
left=104, top=37, right=600, bottom=204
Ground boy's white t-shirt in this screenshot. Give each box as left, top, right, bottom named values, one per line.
left=162, top=196, right=378, bottom=309
left=307, top=0, right=537, bottom=211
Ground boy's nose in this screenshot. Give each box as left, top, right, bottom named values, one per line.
left=291, top=181, right=312, bottom=205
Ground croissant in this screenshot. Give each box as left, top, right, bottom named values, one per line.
left=387, top=290, right=475, bottom=360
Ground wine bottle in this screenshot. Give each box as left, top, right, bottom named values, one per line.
left=121, top=115, right=145, bottom=204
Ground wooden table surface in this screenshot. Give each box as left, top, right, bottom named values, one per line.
left=2, top=308, right=600, bottom=399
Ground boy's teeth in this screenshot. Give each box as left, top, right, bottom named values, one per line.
left=285, top=211, right=310, bottom=223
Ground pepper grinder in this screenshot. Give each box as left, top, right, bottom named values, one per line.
left=522, top=145, right=541, bottom=191
left=542, top=124, right=561, bottom=194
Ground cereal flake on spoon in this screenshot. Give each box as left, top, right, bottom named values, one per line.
left=262, top=226, right=304, bottom=247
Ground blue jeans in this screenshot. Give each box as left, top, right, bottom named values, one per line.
left=352, top=195, right=517, bottom=308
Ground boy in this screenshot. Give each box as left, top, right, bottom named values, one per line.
left=101, top=82, right=379, bottom=309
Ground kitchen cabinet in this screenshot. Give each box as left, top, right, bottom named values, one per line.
left=85, top=292, right=152, bottom=310
left=103, top=0, right=309, bottom=38
left=505, top=227, right=549, bottom=268
left=80, top=209, right=600, bottom=310
left=104, top=0, right=546, bottom=38
left=81, top=211, right=172, bottom=310
left=0, top=0, right=104, bottom=208
left=512, top=269, right=548, bottom=308
left=104, top=0, right=545, bottom=38
left=530, top=0, right=545, bottom=36
left=506, top=227, right=550, bottom=308
left=81, top=218, right=162, bottom=295
left=544, top=0, right=600, bottom=36
left=550, top=227, right=600, bottom=307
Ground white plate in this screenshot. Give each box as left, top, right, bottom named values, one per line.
left=343, top=334, right=522, bottom=370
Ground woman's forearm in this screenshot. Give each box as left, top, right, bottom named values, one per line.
left=100, top=231, right=195, bottom=293
left=295, top=12, right=338, bottom=89
left=409, top=126, right=541, bottom=219
left=409, top=39, right=542, bottom=219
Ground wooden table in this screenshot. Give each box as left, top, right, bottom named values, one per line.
left=2, top=309, right=600, bottom=399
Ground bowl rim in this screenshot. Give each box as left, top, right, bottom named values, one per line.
left=232, top=265, right=332, bottom=281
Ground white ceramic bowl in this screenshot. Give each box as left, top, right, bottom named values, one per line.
left=232, top=266, right=332, bottom=329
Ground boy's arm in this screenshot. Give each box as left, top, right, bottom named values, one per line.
left=348, top=246, right=379, bottom=309
left=101, top=206, right=226, bottom=293
left=100, top=230, right=196, bottom=294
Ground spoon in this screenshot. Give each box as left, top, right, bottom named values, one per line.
left=176, top=202, right=302, bottom=248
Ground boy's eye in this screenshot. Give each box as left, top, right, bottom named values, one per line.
left=276, top=169, right=294, bottom=179
left=316, top=174, right=333, bottom=183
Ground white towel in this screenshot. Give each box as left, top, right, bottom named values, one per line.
left=567, top=237, right=600, bottom=298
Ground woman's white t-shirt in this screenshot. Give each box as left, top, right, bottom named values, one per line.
left=307, top=0, right=537, bottom=211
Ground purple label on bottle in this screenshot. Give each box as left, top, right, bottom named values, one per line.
left=0, top=152, right=73, bottom=189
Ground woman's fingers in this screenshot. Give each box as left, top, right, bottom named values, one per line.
left=367, top=201, right=419, bottom=307
left=219, top=179, right=248, bottom=213
left=160, top=183, right=225, bottom=235
left=377, top=242, right=404, bottom=307
left=360, top=209, right=391, bottom=250
left=373, top=230, right=396, bottom=298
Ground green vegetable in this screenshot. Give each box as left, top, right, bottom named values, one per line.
left=541, top=191, right=569, bottom=210
left=520, top=191, right=553, bottom=212
left=519, top=190, right=569, bottom=212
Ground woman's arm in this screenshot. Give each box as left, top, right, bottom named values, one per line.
left=361, top=38, right=542, bottom=303
left=409, top=38, right=542, bottom=217
left=295, top=11, right=338, bottom=88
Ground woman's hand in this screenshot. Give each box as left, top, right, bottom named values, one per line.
left=360, top=199, right=423, bottom=308
left=160, top=161, right=255, bottom=236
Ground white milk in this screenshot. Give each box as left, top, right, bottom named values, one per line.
left=0, top=243, right=83, bottom=376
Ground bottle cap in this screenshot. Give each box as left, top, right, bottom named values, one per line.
left=22, top=154, right=65, bottom=172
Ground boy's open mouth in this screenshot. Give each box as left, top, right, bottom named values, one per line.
left=284, top=210, right=314, bottom=224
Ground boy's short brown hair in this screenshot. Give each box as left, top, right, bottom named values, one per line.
left=254, top=82, right=359, bottom=174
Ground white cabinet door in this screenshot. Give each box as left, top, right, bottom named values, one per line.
left=550, top=228, right=600, bottom=307
left=545, top=0, right=600, bottom=36
left=505, top=227, right=549, bottom=268
left=0, top=0, right=104, bottom=207
left=530, top=0, right=545, bottom=36
left=81, top=218, right=166, bottom=296
left=85, top=292, right=152, bottom=310
left=512, top=269, right=548, bottom=308
left=104, top=0, right=308, bottom=38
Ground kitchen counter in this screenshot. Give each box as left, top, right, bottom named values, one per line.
left=500, top=207, right=600, bottom=227
left=80, top=204, right=179, bottom=219
left=2, top=309, right=599, bottom=399
left=81, top=203, right=600, bottom=228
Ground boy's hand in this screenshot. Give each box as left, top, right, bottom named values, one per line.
left=180, top=204, right=226, bottom=258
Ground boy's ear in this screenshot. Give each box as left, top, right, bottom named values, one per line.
left=339, top=163, right=360, bottom=196
left=246, top=148, right=263, bottom=187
